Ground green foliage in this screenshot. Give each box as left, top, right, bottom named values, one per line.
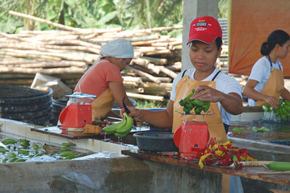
left=125, top=0, right=183, bottom=29
left=218, top=0, right=229, bottom=18
left=135, top=99, right=168, bottom=109
left=0, top=0, right=228, bottom=35
left=0, top=0, right=183, bottom=34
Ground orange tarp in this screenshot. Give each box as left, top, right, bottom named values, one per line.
left=229, top=0, right=290, bottom=76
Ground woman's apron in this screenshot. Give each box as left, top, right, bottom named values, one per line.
left=255, top=56, right=284, bottom=106
left=76, top=60, right=115, bottom=121
left=173, top=71, right=227, bottom=143
left=90, top=89, right=114, bottom=121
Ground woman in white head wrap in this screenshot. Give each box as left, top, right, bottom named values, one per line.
left=73, top=38, right=135, bottom=120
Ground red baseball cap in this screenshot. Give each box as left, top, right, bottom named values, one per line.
left=187, top=16, right=222, bottom=44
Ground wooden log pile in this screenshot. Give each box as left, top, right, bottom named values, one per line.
left=0, top=11, right=234, bottom=101
left=0, top=11, right=184, bottom=101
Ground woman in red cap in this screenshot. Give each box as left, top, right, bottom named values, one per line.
left=123, top=16, right=243, bottom=143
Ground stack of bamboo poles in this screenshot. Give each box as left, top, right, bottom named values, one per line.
left=0, top=11, right=231, bottom=101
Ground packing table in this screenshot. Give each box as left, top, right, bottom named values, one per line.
left=121, top=150, right=290, bottom=186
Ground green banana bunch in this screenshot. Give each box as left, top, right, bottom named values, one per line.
left=33, top=143, right=39, bottom=150
left=0, top=148, right=8, bottom=154
left=59, top=151, right=77, bottom=157
left=20, top=139, right=30, bottom=149
left=62, top=142, right=76, bottom=147
left=18, top=149, right=30, bottom=155
left=114, top=113, right=134, bottom=137
left=0, top=137, right=84, bottom=162
left=179, top=89, right=195, bottom=106
left=14, top=158, right=27, bottom=162
left=102, top=112, right=128, bottom=134
left=59, top=151, right=79, bottom=160
left=2, top=138, right=18, bottom=145
left=102, top=112, right=134, bottom=137
left=179, top=88, right=210, bottom=114
left=7, top=152, right=17, bottom=158
left=266, top=162, right=290, bottom=171
left=262, top=99, right=290, bottom=121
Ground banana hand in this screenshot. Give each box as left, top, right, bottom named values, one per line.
left=102, top=113, right=128, bottom=134
left=114, top=114, right=134, bottom=137
left=114, top=129, right=131, bottom=137
left=2, top=138, right=18, bottom=145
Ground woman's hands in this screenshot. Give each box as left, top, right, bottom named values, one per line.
left=191, top=85, right=243, bottom=115
left=190, top=85, right=223, bottom=102
left=243, top=79, right=279, bottom=108
left=120, top=106, right=141, bottom=121
left=265, top=96, right=279, bottom=109
left=120, top=101, right=174, bottom=128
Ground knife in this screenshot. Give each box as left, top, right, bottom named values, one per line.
left=122, top=97, right=131, bottom=114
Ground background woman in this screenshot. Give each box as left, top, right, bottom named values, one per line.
left=243, top=30, right=290, bottom=108
left=73, top=38, right=135, bottom=121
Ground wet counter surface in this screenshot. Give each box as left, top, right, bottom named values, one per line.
left=229, top=119, right=290, bottom=145
left=30, top=124, right=151, bottom=140
left=121, top=150, right=290, bottom=186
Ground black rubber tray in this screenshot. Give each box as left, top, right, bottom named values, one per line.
left=133, top=132, right=179, bottom=152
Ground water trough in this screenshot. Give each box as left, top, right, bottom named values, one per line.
left=0, top=105, right=289, bottom=192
